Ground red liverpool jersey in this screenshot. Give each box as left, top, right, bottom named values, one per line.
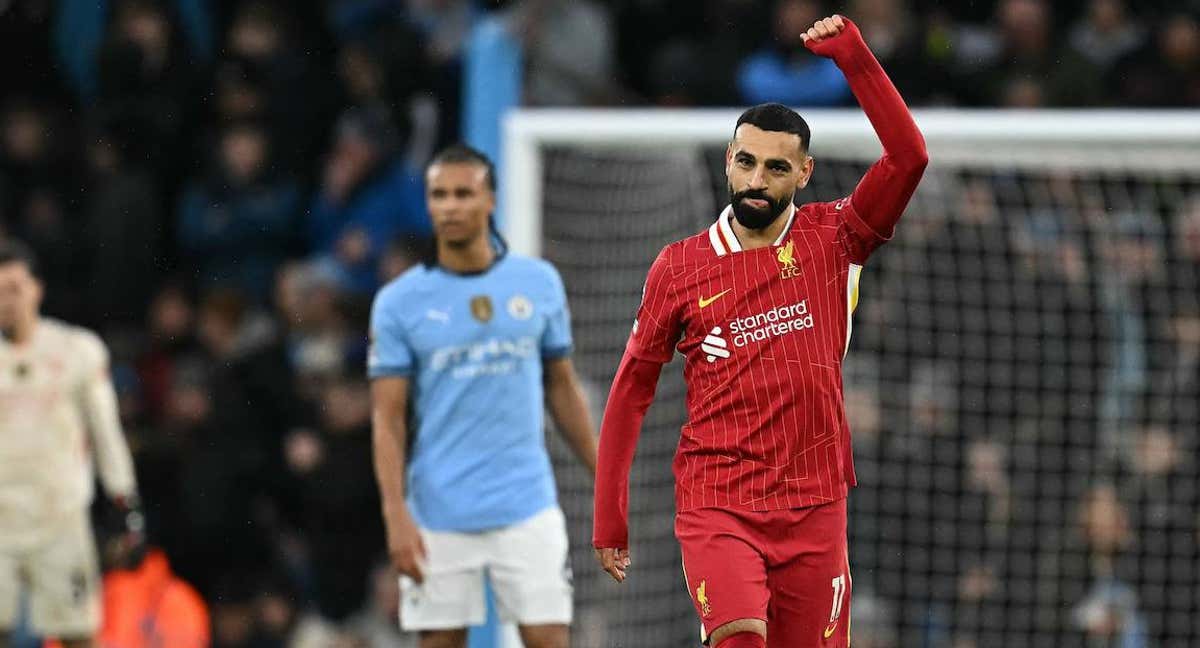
left=594, top=17, right=927, bottom=550
left=627, top=199, right=886, bottom=512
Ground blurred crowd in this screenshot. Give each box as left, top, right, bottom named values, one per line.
left=837, top=167, right=1200, bottom=647
left=1, top=0, right=1198, bottom=646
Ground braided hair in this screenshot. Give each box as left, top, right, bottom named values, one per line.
left=422, top=145, right=509, bottom=268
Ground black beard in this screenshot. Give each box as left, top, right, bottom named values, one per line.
left=729, top=186, right=791, bottom=230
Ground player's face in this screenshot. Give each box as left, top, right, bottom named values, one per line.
left=426, top=162, right=495, bottom=247
left=0, top=262, right=41, bottom=334
left=726, top=124, right=813, bottom=230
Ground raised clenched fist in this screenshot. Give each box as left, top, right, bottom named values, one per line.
left=801, top=15, right=864, bottom=59
left=800, top=14, right=846, bottom=44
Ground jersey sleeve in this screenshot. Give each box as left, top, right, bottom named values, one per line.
left=76, top=330, right=137, bottom=500
left=625, top=245, right=683, bottom=363
left=367, top=288, right=415, bottom=378
left=825, top=19, right=928, bottom=265
left=593, top=352, right=664, bottom=549
left=540, top=264, right=574, bottom=360
left=832, top=194, right=891, bottom=265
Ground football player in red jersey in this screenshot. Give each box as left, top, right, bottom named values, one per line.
left=592, top=15, right=927, bottom=648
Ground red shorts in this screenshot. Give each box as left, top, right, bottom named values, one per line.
left=676, top=498, right=851, bottom=647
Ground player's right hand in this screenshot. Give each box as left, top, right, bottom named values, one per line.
left=594, top=547, right=632, bottom=583
left=386, top=510, right=428, bottom=584
left=801, top=15, right=864, bottom=60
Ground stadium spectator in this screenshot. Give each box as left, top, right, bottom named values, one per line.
left=1111, top=10, right=1200, bottom=106
left=159, top=290, right=292, bottom=597
left=406, top=0, right=478, bottom=65
left=507, top=0, right=618, bottom=106
left=1120, top=424, right=1197, bottom=643
left=54, top=0, right=213, bottom=102
left=1079, top=484, right=1133, bottom=576
left=80, top=126, right=164, bottom=330
left=1097, top=211, right=1171, bottom=448
left=222, top=2, right=333, bottom=170
left=335, top=35, right=440, bottom=168
left=617, top=0, right=766, bottom=106
left=1165, top=196, right=1200, bottom=427
left=405, top=0, right=478, bottom=143
left=93, top=0, right=199, bottom=183
left=308, top=107, right=429, bottom=295
left=846, top=0, right=932, bottom=103
left=1066, top=0, right=1146, bottom=70
left=952, top=0, right=1102, bottom=106
left=272, top=261, right=363, bottom=384
left=278, top=378, right=381, bottom=620
left=133, top=282, right=197, bottom=413
left=178, top=121, right=301, bottom=302
left=1072, top=578, right=1149, bottom=647
left=1172, top=195, right=1200, bottom=293
left=0, top=100, right=83, bottom=320
left=94, top=548, right=210, bottom=648
left=736, top=0, right=853, bottom=106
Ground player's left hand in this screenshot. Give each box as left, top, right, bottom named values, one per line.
left=594, top=546, right=632, bottom=583
left=801, top=15, right=863, bottom=58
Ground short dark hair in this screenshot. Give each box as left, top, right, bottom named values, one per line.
left=427, top=144, right=496, bottom=192
left=0, top=238, right=38, bottom=277
left=735, top=103, right=811, bottom=151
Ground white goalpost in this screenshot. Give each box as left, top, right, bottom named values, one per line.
left=503, top=108, right=1200, bottom=647
left=503, top=109, right=1200, bottom=256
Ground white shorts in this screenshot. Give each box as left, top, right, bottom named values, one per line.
left=400, top=506, right=573, bottom=631
left=0, top=511, right=100, bottom=638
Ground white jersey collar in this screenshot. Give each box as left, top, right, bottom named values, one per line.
left=707, top=203, right=796, bottom=257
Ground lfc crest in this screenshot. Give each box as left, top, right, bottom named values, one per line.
left=470, top=295, right=494, bottom=322
left=696, top=580, right=712, bottom=617
left=776, top=240, right=801, bottom=279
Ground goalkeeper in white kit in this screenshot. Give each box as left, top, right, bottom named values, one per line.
left=0, top=239, right=140, bottom=648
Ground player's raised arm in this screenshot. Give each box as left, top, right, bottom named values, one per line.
left=805, top=15, right=928, bottom=239
left=593, top=246, right=681, bottom=582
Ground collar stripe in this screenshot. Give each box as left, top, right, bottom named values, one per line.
left=708, top=221, right=728, bottom=257
left=717, top=207, right=744, bottom=253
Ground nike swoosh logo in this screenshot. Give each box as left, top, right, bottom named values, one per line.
left=698, top=289, right=731, bottom=308
left=823, top=623, right=838, bottom=639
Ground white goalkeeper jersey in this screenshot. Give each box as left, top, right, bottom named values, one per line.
left=0, top=318, right=137, bottom=551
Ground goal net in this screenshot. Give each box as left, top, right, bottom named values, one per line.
left=506, top=109, right=1200, bottom=648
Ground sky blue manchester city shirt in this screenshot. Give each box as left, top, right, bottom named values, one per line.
left=368, top=254, right=572, bottom=532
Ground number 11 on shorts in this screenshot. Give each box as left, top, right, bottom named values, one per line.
left=824, top=574, right=846, bottom=639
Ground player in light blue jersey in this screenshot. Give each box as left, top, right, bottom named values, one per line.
left=369, top=145, right=597, bottom=648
